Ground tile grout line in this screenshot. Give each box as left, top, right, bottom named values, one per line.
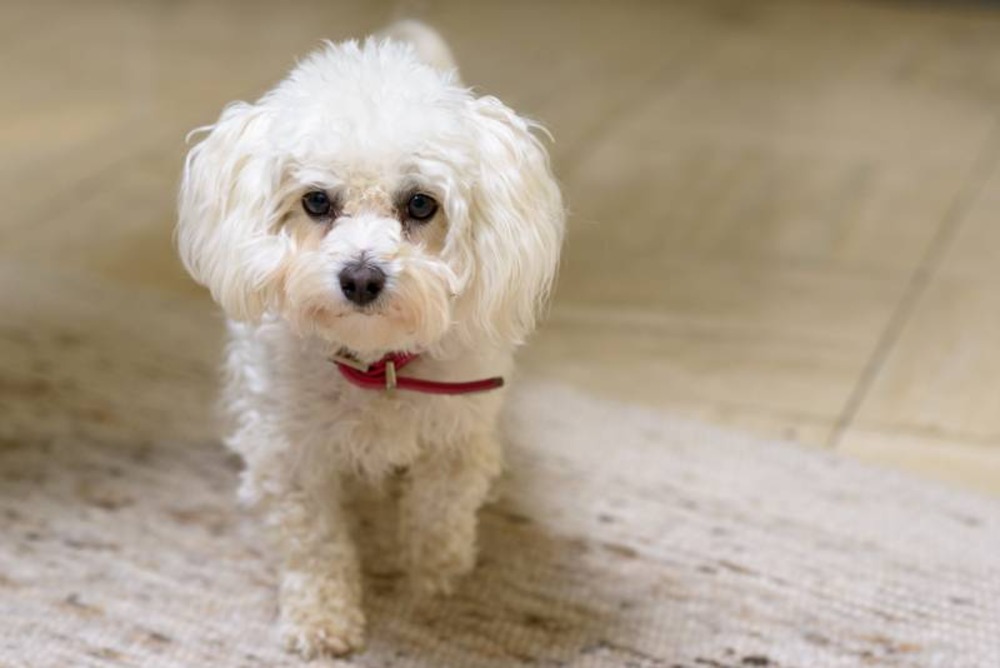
left=826, top=118, right=1000, bottom=449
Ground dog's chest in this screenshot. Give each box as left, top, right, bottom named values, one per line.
left=293, top=371, right=490, bottom=478
left=229, top=323, right=505, bottom=477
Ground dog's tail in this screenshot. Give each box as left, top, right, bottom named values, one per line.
left=378, top=20, right=460, bottom=81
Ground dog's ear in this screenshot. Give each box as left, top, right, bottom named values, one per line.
left=177, top=102, right=288, bottom=321
left=455, top=96, right=565, bottom=345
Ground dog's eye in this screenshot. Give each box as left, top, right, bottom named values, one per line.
left=406, top=193, right=438, bottom=221
left=302, top=190, right=332, bottom=218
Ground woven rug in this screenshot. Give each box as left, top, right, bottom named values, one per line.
left=1, top=262, right=998, bottom=668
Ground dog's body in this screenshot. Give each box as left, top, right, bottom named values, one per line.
left=178, top=22, right=563, bottom=657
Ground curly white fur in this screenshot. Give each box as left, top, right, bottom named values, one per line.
left=176, top=22, right=563, bottom=658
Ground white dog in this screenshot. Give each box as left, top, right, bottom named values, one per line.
left=176, top=21, right=564, bottom=658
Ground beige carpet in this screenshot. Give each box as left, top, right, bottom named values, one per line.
left=1, top=262, right=998, bottom=668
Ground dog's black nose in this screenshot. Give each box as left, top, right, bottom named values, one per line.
left=338, top=263, right=386, bottom=307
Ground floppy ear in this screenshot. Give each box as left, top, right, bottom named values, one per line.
left=177, top=101, right=288, bottom=321
left=455, top=96, right=565, bottom=345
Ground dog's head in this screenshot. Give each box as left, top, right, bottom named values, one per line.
left=177, top=37, right=563, bottom=356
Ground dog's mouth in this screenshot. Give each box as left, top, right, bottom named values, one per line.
left=309, top=301, right=386, bottom=323
left=348, top=298, right=386, bottom=316
left=295, top=300, right=419, bottom=352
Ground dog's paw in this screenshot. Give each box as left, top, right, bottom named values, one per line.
left=280, top=607, right=366, bottom=659
left=405, top=540, right=476, bottom=597
left=279, top=568, right=365, bottom=658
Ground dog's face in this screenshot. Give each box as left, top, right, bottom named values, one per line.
left=178, top=40, right=563, bottom=356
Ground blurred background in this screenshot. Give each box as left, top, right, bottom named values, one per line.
left=4, top=0, right=1000, bottom=495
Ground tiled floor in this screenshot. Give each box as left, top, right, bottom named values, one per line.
left=4, top=0, right=1000, bottom=495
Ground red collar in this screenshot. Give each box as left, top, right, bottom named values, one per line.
left=331, top=351, right=504, bottom=395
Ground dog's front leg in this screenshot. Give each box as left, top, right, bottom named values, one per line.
left=267, top=483, right=365, bottom=658
left=399, top=434, right=502, bottom=595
